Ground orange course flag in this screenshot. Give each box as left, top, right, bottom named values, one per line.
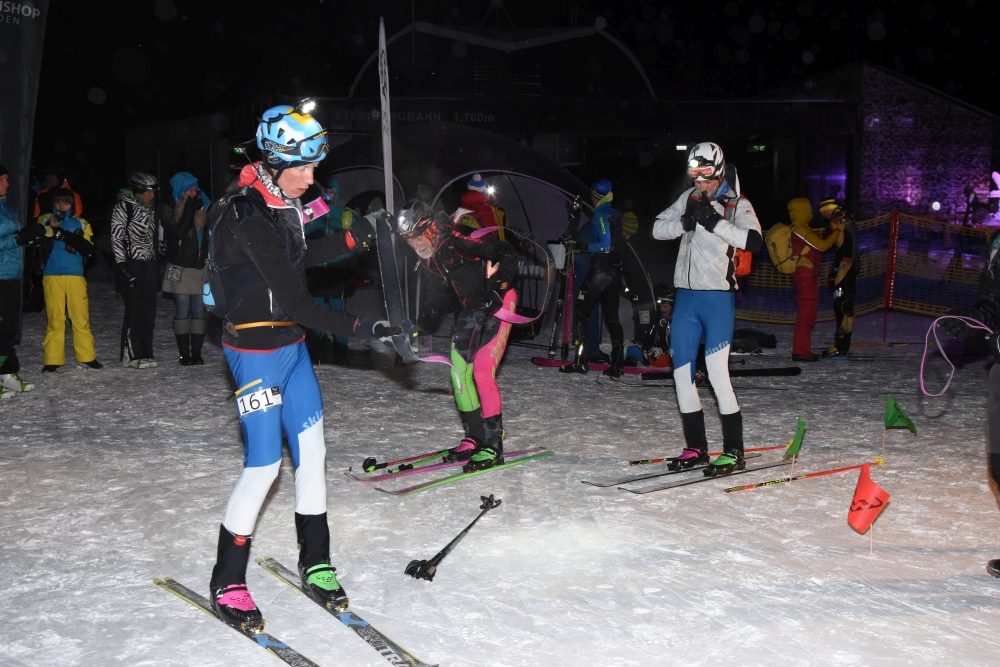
left=847, top=463, right=890, bottom=534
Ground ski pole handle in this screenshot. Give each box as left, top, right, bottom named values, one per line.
left=479, top=494, right=502, bottom=511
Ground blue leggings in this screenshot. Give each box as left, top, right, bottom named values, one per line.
left=220, top=340, right=327, bottom=535
left=670, top=289, right=739, bottom=415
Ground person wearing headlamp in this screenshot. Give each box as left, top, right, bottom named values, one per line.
left=204, top=101, right=397, bottom=633
left=652, top=142, right=763, bottom=477
left=397, top=198, right=518, bottom=472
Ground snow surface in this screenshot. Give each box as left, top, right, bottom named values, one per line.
left=3, top=273, right=1000, bottom=667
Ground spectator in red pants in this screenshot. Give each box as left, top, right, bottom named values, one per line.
left=788, top=197, right=840, bottom=361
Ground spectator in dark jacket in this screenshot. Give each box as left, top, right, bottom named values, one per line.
left=159, top=172, right=211, bottom=365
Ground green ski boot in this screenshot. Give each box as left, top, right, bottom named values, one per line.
left=463, top=447, right=505, bottom=472
left=298, top=563, right=349, bottom=611
left=703, top=451, right=745, bottom=477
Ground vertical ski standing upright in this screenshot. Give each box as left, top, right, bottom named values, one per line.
left=376, top=17, right=420, bottom=359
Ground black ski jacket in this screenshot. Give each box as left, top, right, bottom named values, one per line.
left=212, top=179, right=362, bottom=350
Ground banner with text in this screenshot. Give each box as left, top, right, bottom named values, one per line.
left=0, top=0, right=49, bottom=222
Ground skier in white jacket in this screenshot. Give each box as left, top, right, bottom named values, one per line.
left=651, top=142, right=763, bottom=477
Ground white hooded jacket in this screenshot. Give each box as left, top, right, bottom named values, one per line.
left=652, top=186, right=762, bottom=292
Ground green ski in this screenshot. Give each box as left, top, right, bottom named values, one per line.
left=375, top=451, right=555, bottom=495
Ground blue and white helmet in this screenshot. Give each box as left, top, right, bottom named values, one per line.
left=687, top=142, right=725, bottom=181
left=256, top=100, right=329, bottom=168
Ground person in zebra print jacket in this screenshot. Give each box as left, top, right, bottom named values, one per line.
left=110, top=171, right=160, bottom=368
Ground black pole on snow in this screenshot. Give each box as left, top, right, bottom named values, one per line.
left=405, top=495, right=502, bottom=582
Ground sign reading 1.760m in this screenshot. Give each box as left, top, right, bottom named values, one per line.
left=453, top=112, right=495, bottom=124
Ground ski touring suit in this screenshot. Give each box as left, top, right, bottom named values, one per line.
left=652, top=182, right=762, bottom=457
left=209, top=163, right=366, bottom=593
left=416, top=223, right=518, bottom=455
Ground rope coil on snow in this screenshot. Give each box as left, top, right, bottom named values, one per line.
left=920, top=316, right=993, bottom=396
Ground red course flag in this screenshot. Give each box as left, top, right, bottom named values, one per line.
left=847, top=463, right=890, bottom=534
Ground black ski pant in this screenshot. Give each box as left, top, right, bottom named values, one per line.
left=0, top=278, right=22, bottom=374
left=121, top=259, right=158, bottom=361
left=987, top=364, right=1000, bottom=488
left=832, top=270, right=857, bottom=353
left=573, top=254, right=624, bottom=353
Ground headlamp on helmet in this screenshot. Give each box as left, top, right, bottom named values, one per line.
left=686, top=142, right=725, bottom=181
left=297, top=98, right=317, bottom=115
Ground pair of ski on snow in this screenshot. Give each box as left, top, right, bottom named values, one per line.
left=581, top=435, right=804, bottom=494
left=348, top=446, right=554, bottom=494
left=156, top=556, right=432, bottom=667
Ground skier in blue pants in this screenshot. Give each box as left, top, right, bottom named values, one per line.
left=652, top=142, right=763, bottom=477
left=205, top=101, right=397, bottom=633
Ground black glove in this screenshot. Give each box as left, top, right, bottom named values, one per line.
left=15, top=224, right=46, bottom=245
left=347, top=212, right=377, bottom=251
left=481, top=289, right=505, bottom=315
left=682, top=196, right=699, bottom=232
left=988, top=332, right=1000, bottom=364
left=695, top=198, right=723, bottom=233
left=941, top=306, right=984, bottom=341
left=826, top=268, right=838, bottom=289
left=562, top=238, right=585, bottom=252
left=118, top=262, right=137, bottom=288
left=354, top=315, right=402, bottom=339
left=185, top=195, right=203, bottom=212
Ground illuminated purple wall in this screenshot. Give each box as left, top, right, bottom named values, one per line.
left=857, top=66, right=994, bottom=218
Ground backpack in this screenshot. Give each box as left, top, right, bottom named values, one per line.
left=719, top=197, right=752, bottom=278
left=453, top=208, right=483, bottom=230
left=201, top=192, right=268, bottom=322
left=764, top=223, right=799, bottom=275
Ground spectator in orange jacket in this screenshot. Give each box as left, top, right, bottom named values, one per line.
left=33, top=167, right=83, bottom=218
left=788, top=197, right=840, bottom=361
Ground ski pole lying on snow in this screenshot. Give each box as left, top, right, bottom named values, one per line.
left=723, top=457, right=885, bottom=493
left=630, top=443, right=788, bottom=466
left=405, top=495, right=502, bottom=582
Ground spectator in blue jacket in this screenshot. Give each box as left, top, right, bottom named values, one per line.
left=37, top=189, right=102, bottom=371
left=0, top=164, right=40, bottom=397
left=561, top=179, right=624, bottom=374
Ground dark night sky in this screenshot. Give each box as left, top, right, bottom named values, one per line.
left=33, top=0, right=995, bottom=209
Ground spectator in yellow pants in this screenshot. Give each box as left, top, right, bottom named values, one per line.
left=37, top=189, right=102, bottom=371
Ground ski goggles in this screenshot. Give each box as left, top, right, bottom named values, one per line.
left=396, top=208, right=433, bottom=237
left=688, top=166, right=716, bottom=179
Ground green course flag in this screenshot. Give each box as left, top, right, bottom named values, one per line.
left=885, top=396, right=916, bottom=434
left=784, top=418, right=806, bottom=458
